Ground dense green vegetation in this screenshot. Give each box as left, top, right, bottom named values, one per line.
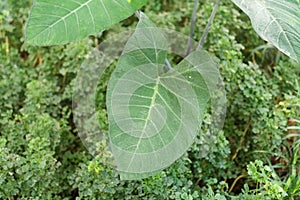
left=0, top=0, right=299, bottom=199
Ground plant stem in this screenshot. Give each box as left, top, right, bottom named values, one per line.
left=197, top=0, right=220, bottom=51
left=186, top=0, right=199, bottom=56
left=228, top=174, right=244, bottom=193
left=165, top=59, right=172, bottom=71
left=135, top=10, right=141, bottom=19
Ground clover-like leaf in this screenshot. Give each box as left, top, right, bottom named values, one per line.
left=232, top=0, right=300, bottom=62
left=25, top=0, right=146, bottom=45
left=106, top=13, right=220, bottom=180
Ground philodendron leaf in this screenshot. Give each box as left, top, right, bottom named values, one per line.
left=25, top=0, right=146, bottom=45
left=232, top=0, right=300, bottom=62
left=106, top=13, right=217, bottom=180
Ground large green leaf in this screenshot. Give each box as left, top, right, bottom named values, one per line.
left=25, top=0, right=146, bottom=45
left=231, top=0, right=300, bottom=62
left=106, top=13, right=218, bottom=180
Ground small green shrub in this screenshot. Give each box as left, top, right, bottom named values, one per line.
left=0, top=0, right=299, bottom=199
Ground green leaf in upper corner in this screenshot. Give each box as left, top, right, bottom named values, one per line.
left=231, top=0, right=300, bottom=62
left=25, top=0, right=147, bottom=45
left=106, top=13, right=217, bottom=180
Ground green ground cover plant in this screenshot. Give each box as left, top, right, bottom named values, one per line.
left=0, top=0, right=299, bottom=199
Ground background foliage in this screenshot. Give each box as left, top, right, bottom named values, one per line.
left=0, top=0, right=299, bottom=199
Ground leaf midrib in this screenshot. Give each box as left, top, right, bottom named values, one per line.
left=126, top=77, right=160, bottom=170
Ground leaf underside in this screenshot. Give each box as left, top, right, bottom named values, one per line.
left=232, top=0, right=300, bottom=62
left=106, top=13, right=217, bottom=180
left=25, top=0, right=146, bottom=45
